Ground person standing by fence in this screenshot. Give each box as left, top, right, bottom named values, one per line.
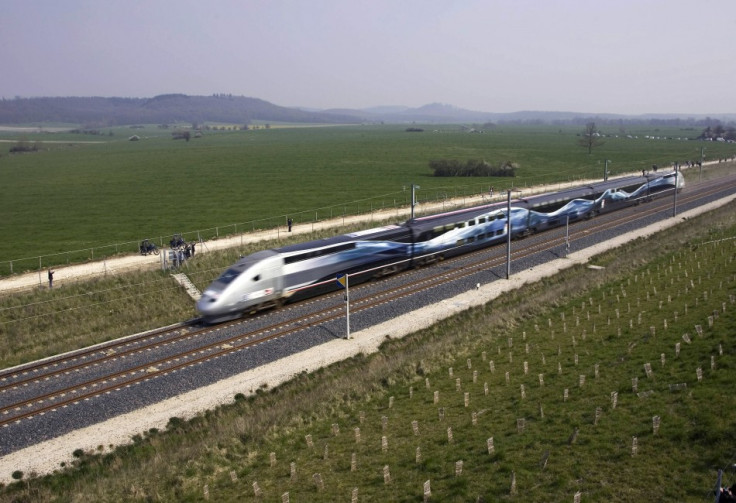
left=48, top=269, right=54, bottom=289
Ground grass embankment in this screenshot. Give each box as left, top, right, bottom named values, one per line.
left=1, top=192, right=734, bottom=501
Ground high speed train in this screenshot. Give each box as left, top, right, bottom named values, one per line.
left=197, top=171, right=683, bottom=323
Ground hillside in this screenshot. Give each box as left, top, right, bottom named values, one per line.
left=0, top=94, right=363, bottom=126
left=2, top=94, right=734, bottom=127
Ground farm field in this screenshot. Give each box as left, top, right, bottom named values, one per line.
left=0, top=191, right=733, bottom=501
left=1, top=123, right=734, bottom=275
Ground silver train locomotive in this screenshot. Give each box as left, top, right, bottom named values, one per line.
left=197, top=171, right=683, bottom=323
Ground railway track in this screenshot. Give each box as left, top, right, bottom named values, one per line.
left=1, top=175, right=734, bottom=429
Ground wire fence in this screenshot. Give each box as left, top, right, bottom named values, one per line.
left=0, top=172, right=611, bottom=279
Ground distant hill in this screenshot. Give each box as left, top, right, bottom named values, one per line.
left=322, top=102, right=736, bottom=126
left=0, top=94, right=363, bottom=126
left=0, top=94, right=734, bottom=126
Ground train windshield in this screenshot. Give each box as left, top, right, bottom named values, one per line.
left=216, top=268, right=242, bottom=285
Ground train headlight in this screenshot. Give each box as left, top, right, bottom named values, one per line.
left=203, top=290, right=220, bottom=301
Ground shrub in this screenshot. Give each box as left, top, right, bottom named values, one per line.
left=429, top=158, right=517, bottom=177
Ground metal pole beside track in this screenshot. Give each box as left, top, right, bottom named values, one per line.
left=506, top=189, right=521, bottom=279
left=345, top=274, right=351, bottom=340
left=506, top=190, right=511, bottom=279
left=672, top=165, right=679, bottom=218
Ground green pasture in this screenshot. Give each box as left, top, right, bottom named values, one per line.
left=0, top=123, right=734, bottom=274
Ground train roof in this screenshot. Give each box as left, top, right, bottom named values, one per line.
left=522, top=175, right=646, bottom=207
left=409, top=174, right=664, bottom=230
left=274, top=223, right=409, bottom=254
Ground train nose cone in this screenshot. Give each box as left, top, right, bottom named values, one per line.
left=196, top=293, right=218, bottom=315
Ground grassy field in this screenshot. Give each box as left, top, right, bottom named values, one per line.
left=0, top=188, right=734, bottom=501
left=1, top=123, right=734, bottom=275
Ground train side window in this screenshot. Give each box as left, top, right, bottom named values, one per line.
left=496, top=229, right=503, bottom=236
left=478, top=217, right=487, bottom=224
left=468, top=220, right=475, bottom=226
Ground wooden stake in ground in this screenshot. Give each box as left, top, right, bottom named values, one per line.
left=313, top=473, right=324, bottom=492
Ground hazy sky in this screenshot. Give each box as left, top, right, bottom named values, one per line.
left=2, top=0, right=734, bottom=115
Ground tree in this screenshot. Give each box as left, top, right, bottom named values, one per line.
left=578, top=122, right=605, bottom=154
